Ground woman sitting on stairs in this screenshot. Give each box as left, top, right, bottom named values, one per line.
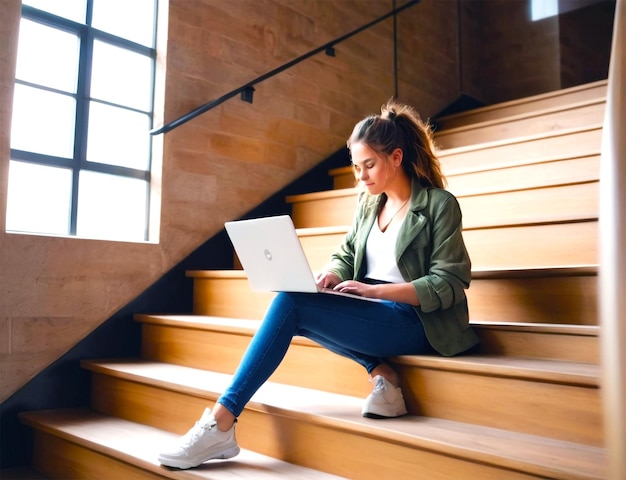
left=158, top=99, right=480, bottom=469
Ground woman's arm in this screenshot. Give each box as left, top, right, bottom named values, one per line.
left=332, top=280, right=420, bottom=305
left=410, top=192, right=471, bottom=312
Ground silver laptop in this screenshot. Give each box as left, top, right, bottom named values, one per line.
left=224, top=215, right=381, bottom=302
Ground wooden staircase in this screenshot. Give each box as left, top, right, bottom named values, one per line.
left=19, top=80, right=608, bottom=479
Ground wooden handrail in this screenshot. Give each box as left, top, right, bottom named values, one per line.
left=150, top=0, right=420, bottom=135
left=599, top=0, right=626, bottom=478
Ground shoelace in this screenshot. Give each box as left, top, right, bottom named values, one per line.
left=372, top=377, right=386, bottom=394
left=181, top=418, right=217, bottom=446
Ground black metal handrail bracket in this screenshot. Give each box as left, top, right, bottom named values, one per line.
left=151, top=0, right=420, bottom=135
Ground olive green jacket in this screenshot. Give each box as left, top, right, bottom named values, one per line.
left=326, top=178, right=479, bottom=356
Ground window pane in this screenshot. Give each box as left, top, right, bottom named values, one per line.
left=77, top=171, right=147, bottom=241
left=91, top=40, right=153, bottom=111
left=16, top=19, right=80, bottom=93
left=92, top=0, right=156, bottom=47
left=22, top=0, right=87, bottom=24
left=531, top=0, right=558, bottom=21
left=6, top=161, right=72, bottom=235
left=87, top=102, right=151, bottom=170
left=11, top=84, right=76, bottom=157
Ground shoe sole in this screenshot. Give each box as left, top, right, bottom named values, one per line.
left=159, top=445, right=241, bottom=469
left=362, top=411, right=408, bottom=419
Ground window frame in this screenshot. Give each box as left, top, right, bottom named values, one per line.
left=9, top=1, right=158, bottom=241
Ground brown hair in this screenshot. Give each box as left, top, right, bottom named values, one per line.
left=347, top=99, right=446, bottom=189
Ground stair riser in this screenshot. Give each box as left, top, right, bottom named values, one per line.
left=476, top=328, right=599, bottom=364
left=137, top=326, right=601, bottom=445
left=327, top=154, right=600, bottom=204
left=439, top=127, right=602, bottom=172
left=447, top=154, right=600, bottom=197
left=470, top=275, right=597, bottom=325
left=435, top=81, right=606, bottom=129
left=192, top=277, right=275, bottom=318
left=89, top=375, right=545, bottom=480
left=435, top=101, right=605, bottom=149
left=460, top=182, right=598, bottom=229
left=292, top=195, right=357, bottom=228
left=191, top=275, right=598, bottom=326
left=141, top=318, right=600, bottom=365
left=140, top=324, right=372, bottom=397
left=397, top=366, right=603, bottom=447
left=332, top=172, right=356, bottom=190
left=33, top=431, right=156, bottom=480
left=465, top=221, right=598, bottom=270
left=232, top=221, right=599, bottom=273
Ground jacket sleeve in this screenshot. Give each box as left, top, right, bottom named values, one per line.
left=411, top=192, right=471, bottom=313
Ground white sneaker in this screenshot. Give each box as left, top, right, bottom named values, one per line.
left=158, top=408, right=240, bottom=469
left=361, top=375, right=408, bottom=418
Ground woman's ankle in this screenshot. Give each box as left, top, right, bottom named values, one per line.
left=213, top=403, right=236, bottom=432
left=370, top=364, right=399, bottom=387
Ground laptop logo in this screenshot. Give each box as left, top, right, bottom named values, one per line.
left=264, top=249, right=273, bottom=261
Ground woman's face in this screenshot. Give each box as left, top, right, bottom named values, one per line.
left=350, top=142, right=396, bottom=195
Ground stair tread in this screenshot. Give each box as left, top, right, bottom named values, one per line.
left=134, top=314, right=600, bottom=358
left=136, top=313, right=599, bottom=338
left=436, top=97, right=605, bottom=131
left=393, top=354, right=599, bottom=386
left=435, top=80, right=607, bottom=125
left=20, top=409, right=344, bottom=479
left=135, top=314, right=600, bottom=377
left=185, top=264, right=598, bottom=279
left=78, top=360, right=605, bottom=479
left=322, top=150, right=602, bottom=187
left=437, top=123, right=603, bottom=157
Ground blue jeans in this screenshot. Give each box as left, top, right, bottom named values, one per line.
left=217, top=292, right=430, bottom=417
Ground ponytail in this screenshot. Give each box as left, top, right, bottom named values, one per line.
left=348, top=99, right=446, bottom=189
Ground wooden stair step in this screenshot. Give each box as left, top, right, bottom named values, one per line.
left=464, top=220, right=598, bottom=270
left=78, top=361, right=605, bottom=480
left=437, top=125, right=602, bottom=172
left=135, top=313, right=599, bottom=369
left=434, top=80, right=607, bottom=130
left=136, top=313, right=370, bottom=398
left=185, top=265, right=598, bottom=325
left=19, top=409, right=344, bottom=479
left=325, top=151, right=600, bottom=197
left=328, top=165, right=355, bottom=190
left=286, top=189, right=357, bottom=228
left=434, top=98, right=605, bottom=149
left=447, top=152, right=600, bottom=197
left=225, top=219, right=599, bottom=272
left=472, top=321, right=599, bottom=364
left=287, top=181, right=599, bottom=230
left=459, top=181, right=598, bottom=229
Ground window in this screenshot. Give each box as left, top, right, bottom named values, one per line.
left=531, top=0, right=558, bottom=21
left=7, top=0, right=157, bottom=242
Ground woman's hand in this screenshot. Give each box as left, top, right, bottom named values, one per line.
left=332, top=280, right=373, bottom=298
left=315, top=272, right=342, bottom=289
left=336, top=280, right=421, bottom=305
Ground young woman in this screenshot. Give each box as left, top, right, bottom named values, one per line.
left=158, top=100, right=479, bottom=469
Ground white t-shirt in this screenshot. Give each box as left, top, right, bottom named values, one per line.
left=365, top=218, right=405, bottom=283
